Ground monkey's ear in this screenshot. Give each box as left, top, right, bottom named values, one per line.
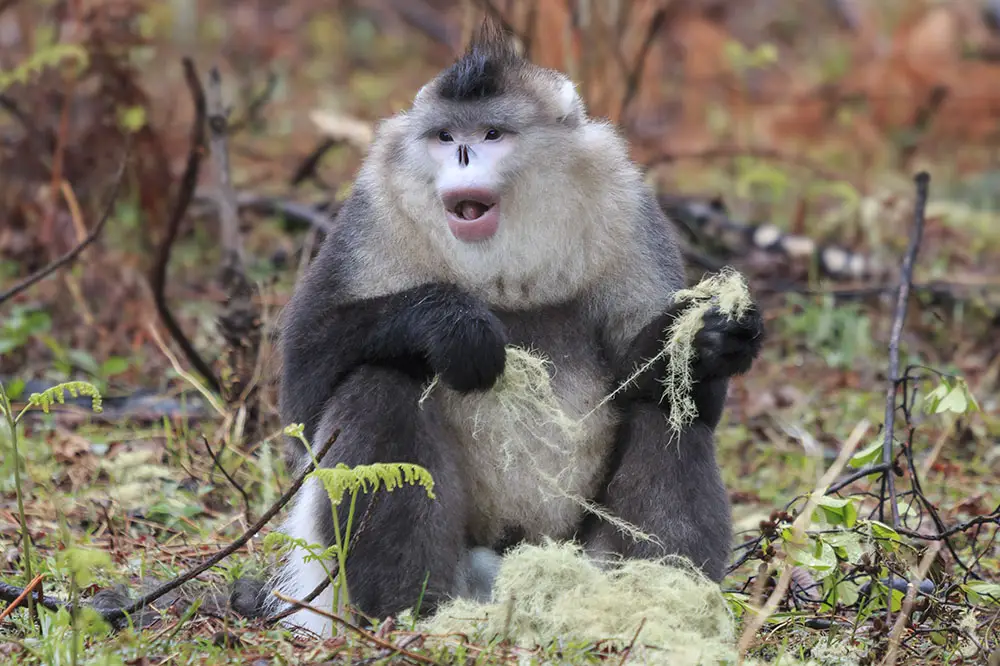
left=555, top=78, right=585, bottom=126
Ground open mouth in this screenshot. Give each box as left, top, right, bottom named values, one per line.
left=441, top=188, right=501, bottom=243
left=452, top=199, right=495, bottom=221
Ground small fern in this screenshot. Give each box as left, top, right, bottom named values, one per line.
left=310, top=462, right=436, bottom=506
left=278, top=424, right=438, bottom=621
left=1, top=379, right=104, bottom=630
left=0, top=43, right=89, bottom=92
left=27, top=381, right=103, bottom=415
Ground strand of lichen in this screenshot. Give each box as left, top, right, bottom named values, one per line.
left=659, top=266, right=752, bottom=433
left=417, top=268, right=752, bottom=545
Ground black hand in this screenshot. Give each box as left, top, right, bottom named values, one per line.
left=616, top=300, right=764, bottom=405
left=689, top=303, right=764, bottom=381
left=416, top=292, right=508, bottom=393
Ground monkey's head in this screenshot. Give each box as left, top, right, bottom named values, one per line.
left=364, top=15, right=643, bottom=304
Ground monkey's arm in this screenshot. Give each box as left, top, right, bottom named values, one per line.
left=281, top=276, right=507, bottom=441
left=598, top=201, right=763, bottom=422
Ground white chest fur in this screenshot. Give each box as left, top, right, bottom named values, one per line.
left=428, top=353, right=619, bottom=546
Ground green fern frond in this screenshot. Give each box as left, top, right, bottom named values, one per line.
left=0, top=43, right=89, bottom=92
left=28, top=381, right=103, bottom=414
left=262, top=532, right=338, bottom=561
left=309, top=462, right=436, bottom=506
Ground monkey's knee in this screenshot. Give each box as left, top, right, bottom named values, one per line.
left=279, top=375, right=469, bottom=621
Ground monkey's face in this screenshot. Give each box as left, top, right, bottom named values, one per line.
left=424, top=125, right=516, bottom=244
left=395, top=86, right=580, bottom=250
left=370, top=52, right=626, bottom=306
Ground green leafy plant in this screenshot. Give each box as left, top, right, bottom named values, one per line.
left=781, top=294, right=876, bottom=369
left=0, top=304, right=52, bottom=359
left=0, top=42, right=89, bottom=91
left=0, top=381, right=103, bottom=628
left=264, top=424, right=435, bottom=620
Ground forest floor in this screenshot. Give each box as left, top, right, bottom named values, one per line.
left=0, top=2, right=998, bottom=665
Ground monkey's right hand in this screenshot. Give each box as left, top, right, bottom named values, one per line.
left=414, top=285, right=508, bottom=393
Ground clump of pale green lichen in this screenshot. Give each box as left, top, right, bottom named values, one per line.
left=415, top=540, right=738, bottom=666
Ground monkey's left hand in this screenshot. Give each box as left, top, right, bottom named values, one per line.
left=619, top=301, right=764, bottom=404
left=688, top=303, right=764, bottom=382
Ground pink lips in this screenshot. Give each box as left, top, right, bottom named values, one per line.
left=441, top=187, right=501, bottom=243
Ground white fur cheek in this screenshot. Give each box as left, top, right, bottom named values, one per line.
left=267, top=477, right=338, bottom=638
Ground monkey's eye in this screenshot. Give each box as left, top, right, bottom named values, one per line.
left=437, top=130, right=454, bottom=143
left=484, top=128, right=503, bottom=141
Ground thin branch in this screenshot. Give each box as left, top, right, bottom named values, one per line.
left=202, top=435, right=252, bottom=525
left=227, top=70, right=279, bottom=135
left=881, top=172, right=930, bottom=529
left=206, top=66, right=263, bottom=435
left=618, top=618, right=647, bottom=666
left=263, top=577, right=331, bottom=624
left=206, top=66, right=246, bottom=277
left=0, top=147, right=129, bottom=305
left=271, top=591, right=439, bottom=665
left=897, top=510, right=1000, bottom=542
left=0, top=574, right=45, bottom=621
left=99, top=429, right=340, bottom=625
left=149, top=57, right=221, bottom=395
left=617, top=8, right=668, bottom=122
left=827, top=463, right=892, bottom=495
left=879, top=171, right=930, bottom=628
left=881, top=542, right=943, bottom=666
left=0, top=581, right=64, bottom=613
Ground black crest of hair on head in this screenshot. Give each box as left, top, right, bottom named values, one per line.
left=436, top=15, right=522, bottom=102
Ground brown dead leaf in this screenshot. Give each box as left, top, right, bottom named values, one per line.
left=309, top=110, right=375, bottom=151
left=52, top=428, right=99, bottom=490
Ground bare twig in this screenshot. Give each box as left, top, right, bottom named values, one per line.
left=897, top=510, right=1000, bottom=541
left=0, top=147, right=128, bottom=305
left=0, top=580, right=63, bottom=613
left=827, top=463, right=893, bottom=495
left=617, top=8, right=668, bottom=123
left=618, top=618, right=647, bottom=665
left=879, top=171, right=930, bottom=627
left=227, top=70, right=279, bottom=135
left=206, top=66, right=263, bottom=425
left=0, top=574, right=45, bottom=621
left=881, top=542, right=943, bottom=666
left=880, top=173, right=930, bottom=529
left=271, top=591, right=439, bottom=665
left=99, top=430, right=340, bottom=626
left=202, top=435, right=252, bottom=525
left=149, top=58, right=221, bottom=395
left=263, top=577, right=331, bottom=624
left=206, top=66, right=245, bottom=277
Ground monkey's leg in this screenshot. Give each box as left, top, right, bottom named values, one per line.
left=271, top=366, right=469, bottom=636
left=582, top=380, right=732, bottom=582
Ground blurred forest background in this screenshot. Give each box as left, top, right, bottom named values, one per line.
left=0, top=1, right=998, bottom=665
